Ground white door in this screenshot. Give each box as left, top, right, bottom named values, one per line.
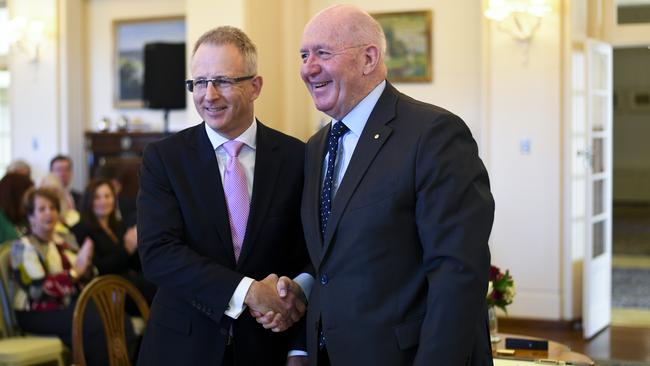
left=582, top=40, right=613, bottom=339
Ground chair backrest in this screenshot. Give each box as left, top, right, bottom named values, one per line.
left=72, top=275, right=150, bottom=366
left=0, top=242, right=20, bottom=338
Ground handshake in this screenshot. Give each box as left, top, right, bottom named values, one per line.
left=244, top=274, right=307, bottom=332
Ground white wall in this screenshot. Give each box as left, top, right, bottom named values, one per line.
left=9, top=0, right=60, bottom=183
left=84, top=0, right=188, bottom=132
left=485, top=0, right=564, bottom=318
left=246, top=0, right=312, bottom=140
left=59, top=0, right=86, bottom=191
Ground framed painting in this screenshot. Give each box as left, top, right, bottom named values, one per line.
left=372, top=10, right=432, bottom=83
left=113, top=16, right=185, bottom=108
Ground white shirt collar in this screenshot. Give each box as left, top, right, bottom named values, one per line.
left=204, top=119, right=257, bottom=151
left=332, top=80, right=386, bottom=136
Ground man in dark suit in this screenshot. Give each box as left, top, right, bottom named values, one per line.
left=49, top=155, right=82, bottom=210
left=298, top=5, right=495, bottom=366
left=137, top=26, right=310, bottom=366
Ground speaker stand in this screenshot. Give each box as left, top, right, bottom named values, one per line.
left=163, top=109, right=170, bottom=133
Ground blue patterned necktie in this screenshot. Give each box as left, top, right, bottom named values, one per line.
left=320, top=121, right=349, bottom=236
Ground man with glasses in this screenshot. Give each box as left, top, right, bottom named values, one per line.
left=280, top=5, right=494, bottom=366
left=137, top=26, right=310, bottom=366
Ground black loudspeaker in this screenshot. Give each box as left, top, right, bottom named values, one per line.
left=143, top=42, right=186, bottom=110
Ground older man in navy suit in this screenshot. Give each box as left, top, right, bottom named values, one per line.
left=137, top=26, right=310, bottom=366
left=296, top=5, right=495, bottom=366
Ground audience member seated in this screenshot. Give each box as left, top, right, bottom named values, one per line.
left=0, top=173, right=34, bottom=243
left=10, top=188, right=137, bottom=366
left=72, top=179, right=155, bottom=305
left=49, top=154, right=82, bottom=211
left=40, top=173, right=80, bottom=229
left=93, top=164, right=137, bottom=226
left=6, top=159, right=32, bottom=178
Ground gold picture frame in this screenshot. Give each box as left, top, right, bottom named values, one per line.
left=113, top=16, right=185, bottom=108
left=372, top=10, right=433, bottom=83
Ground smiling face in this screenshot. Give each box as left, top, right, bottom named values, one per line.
left=300, top=6, right=386, bottom=121
left=300, top=25, right=366, bottom=120
left=92, top=183, right=115, bottom=221
left=191, top=43, right=262, bottom=139
left=28, top=195, right=59, bottom=240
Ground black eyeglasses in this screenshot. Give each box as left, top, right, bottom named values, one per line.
left=185, top=75, right=256, bottom=93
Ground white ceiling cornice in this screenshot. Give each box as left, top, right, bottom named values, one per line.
left=618, top=0, right=650, bottom=6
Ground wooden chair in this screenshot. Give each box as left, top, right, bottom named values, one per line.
left=0, top=243, right=65, bottom=366
left=72, top=275, right=149, bottom=366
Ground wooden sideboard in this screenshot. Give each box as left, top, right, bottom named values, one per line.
left=85, top=131, right=169, bottom=199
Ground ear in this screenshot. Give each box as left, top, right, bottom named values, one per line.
left=249, top=75, right=263, bottom=101
left=361, top=44, right=381, bottom=75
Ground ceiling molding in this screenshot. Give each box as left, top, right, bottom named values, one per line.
left=618, top=0, right=650, bottom=6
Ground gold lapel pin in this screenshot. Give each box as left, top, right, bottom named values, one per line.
left=373, top=133, right=380, bottom=140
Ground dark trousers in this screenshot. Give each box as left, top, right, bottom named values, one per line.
left=318, top=346, right=331, bottom=366
left=16, top=301, right=137, bottom=366
left=222, top=343, right=234, bottom=366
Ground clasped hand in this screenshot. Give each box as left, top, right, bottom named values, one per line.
left=244, top=274, right=306, bottom=332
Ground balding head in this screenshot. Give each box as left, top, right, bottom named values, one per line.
left=300, top=5, right=387, bottom=120
left=307, top=5, right=386, bottom=56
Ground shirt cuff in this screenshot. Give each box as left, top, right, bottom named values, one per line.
left=293, top=273, right=314, bottom=300
left=288, top=350, right=308, bottom=357
left=225, top=276, right=254, bottom=319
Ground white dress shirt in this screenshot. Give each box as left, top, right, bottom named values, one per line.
left=322, top=81, right=386, bottom=194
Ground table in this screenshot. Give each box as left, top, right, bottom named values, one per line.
left=492, top=333, right=594, bottom=365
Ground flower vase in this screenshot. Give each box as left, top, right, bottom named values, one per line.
left=488, top=306, right=501, bottom=343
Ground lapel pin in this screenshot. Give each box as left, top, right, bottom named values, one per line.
left=373, top=133, right=380, bottom=140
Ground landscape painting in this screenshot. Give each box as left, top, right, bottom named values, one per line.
left=372, top=10, right=432, bottom=83
left=113, top=17, right=185, bottom=108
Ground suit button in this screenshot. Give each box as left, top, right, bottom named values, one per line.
left=320, top=273, right=328, bottom=285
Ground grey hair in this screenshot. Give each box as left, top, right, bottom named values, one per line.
left=366, top=15, right=387, bottom=56
left=192, top=26, right=257, bottom=74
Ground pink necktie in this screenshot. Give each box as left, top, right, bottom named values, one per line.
left=222, top=141, right=250, bottom=262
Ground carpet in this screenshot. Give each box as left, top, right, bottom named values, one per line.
left=612, top=267, right=650, bottom=308
left=595, top=360, right=650, bottom=366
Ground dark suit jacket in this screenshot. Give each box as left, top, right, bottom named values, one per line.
left=71, top=190, right=82, bottom=211
left=117, top=195, right=137, bottom=227
left=137, top=121, right=309, bottom=365
left=301, top=83, right=495, bottom=366
left=71, top=220, right=132, bottom=275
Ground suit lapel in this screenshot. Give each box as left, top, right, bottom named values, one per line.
left=306, top=127, right=329, bottom=267
left=187, top=123, right=236, bottom=265
left=321, top=84, right=398, bottom=257
left=236, top=121, right=281, bottom=268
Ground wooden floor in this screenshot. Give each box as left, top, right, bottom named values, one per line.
left=500, top=319, right=650, bottom=362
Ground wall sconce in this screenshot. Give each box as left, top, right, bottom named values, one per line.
left=484, top=0, right=551, bottom=43
left=7, top=16, right=45, bottom=62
